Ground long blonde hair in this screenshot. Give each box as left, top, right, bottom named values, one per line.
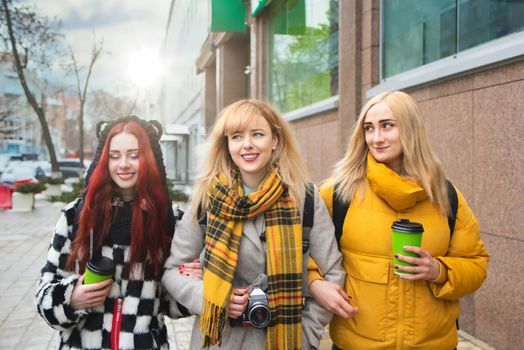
left=332, top=91, right=450, bottom=215
left=191, top=99, right=310, bottom=215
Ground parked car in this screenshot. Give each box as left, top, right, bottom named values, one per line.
left=0, top=153, right=24, bottom=175
left=58, top=158, right=92, bottom=179
left=0, top=161, right=47, bottom=184
left=0, top=153, right=42, bottom=175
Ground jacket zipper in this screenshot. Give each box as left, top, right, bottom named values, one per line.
left=111, top=298, right=124, bottom=350
left=396, top=278, right=405, bottom=350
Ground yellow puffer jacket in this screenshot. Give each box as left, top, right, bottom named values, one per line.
left=318, top=158, right=489, bottom=350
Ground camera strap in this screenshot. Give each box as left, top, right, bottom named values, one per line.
left=251, top=273, right=268, bottom=293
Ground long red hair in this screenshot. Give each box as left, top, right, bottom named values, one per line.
left=66, top=121, right=171, bottom=278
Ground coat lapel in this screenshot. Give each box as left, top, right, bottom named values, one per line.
left=242, top=215, right=265, bottom=254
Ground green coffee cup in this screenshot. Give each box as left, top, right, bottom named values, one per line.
left=84, top=255, right=115, bottom=284
left=391, top=219, right=424, bottom=275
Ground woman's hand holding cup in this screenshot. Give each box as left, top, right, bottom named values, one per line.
left=391, top=219, right=440, bottom=280
left=394, top=246, right=440, bottom=281
left=71, top=275, right=113, bottom=310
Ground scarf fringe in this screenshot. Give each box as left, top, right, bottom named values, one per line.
left=200, top=299, right=227, bottom=347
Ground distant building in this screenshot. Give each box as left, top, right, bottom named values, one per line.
left=160, top=1, right=210, bottom=183
left=0, top=52, right=39, bottom=156
left=160, top=2, right=523, bottom=348
left=47, top=92, right=82, bottom=157
left=0, top=52, right=80, bottom=159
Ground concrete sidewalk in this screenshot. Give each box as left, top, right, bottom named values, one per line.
left=0, top=197, right=60, bottom=349
left=0, top=198, right=494, bottom=350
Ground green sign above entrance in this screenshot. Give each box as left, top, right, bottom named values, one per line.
left=251, top=0, right=270, bottom=16
left=211, top=0, right=247, bottom=33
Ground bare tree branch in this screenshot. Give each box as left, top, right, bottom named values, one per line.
left=67, top=32, right=106, bottom=169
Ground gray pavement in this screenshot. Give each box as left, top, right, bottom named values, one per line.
left=0, top=196, right=60, bottom=349
left=0, top=197, right=493, bottom=350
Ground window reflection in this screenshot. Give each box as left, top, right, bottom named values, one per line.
left=268, top=0, right=339, bottom=113
left=382, top=0, right=524, bottom=78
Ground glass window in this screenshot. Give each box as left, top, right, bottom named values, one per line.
left=458, top=0, right=524, bottom=51
left=268, top=0, right=339, bottom=113
left=382, top=0, right=524, bottom=78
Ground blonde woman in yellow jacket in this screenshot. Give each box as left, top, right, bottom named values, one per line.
left=308, top=91, right=489, bottom=350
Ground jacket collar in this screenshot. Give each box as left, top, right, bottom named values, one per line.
left=366, top=153, right=427, bottom=211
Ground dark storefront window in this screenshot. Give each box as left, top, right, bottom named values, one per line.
left=382, top=0, right=524, bottom=78
left=268, top=0, right=339, bottom=113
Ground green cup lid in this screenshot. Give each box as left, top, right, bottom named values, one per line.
left=391, top=218, right=424, bottom=233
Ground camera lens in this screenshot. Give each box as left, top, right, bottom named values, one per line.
left=248, top=304, right=271, bottom=328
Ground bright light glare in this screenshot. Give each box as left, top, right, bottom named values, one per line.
left=125, top=50, right=165, bottom=88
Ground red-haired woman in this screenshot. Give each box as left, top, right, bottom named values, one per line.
left=36, top=116, right=185, bottom=350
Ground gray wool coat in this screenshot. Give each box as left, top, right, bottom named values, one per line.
left=162, top=187, right=345, bottom=349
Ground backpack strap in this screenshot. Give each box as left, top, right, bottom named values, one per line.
left=301, top=183, right=315, bottom=297
left=301, top=183, right=315, bottom=253
left=448, top=180, right=459, bottom=332
left=197, top=204, right=207, bottom=226
left=302, top=183, right=315, bottom=228
left=446, top=179, right=458, bottom=237
left=333, top=182, right=350, bottom=246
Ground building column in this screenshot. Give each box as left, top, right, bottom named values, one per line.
left=216, top=32, right=250, bottom=111
left=203, top=63, right=217, bottom=134
left=338, top=0, right=362, bottom=130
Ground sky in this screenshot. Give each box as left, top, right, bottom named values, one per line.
left=39, top=0, right=171, bottom=96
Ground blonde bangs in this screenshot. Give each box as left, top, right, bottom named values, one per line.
left=221, top=103, right=266, bottom=136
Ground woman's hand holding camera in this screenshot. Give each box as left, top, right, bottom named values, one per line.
left=71, top=275, right=113, bottom=310
left=394, top=246, right=440, bottom=281
left=309, top=280, right=359, bottom=319
left=228, top=288, right=249, bottom=319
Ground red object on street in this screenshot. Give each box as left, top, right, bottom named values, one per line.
left=14, top=178, right=33, bottom=187
left=0, top=184, right=12, bottom=209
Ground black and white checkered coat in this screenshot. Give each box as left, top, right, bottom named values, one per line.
left=35, top=198, right=183, bottom=350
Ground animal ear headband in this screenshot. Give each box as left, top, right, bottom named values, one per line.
left=95, top=116, right=163, bottom=141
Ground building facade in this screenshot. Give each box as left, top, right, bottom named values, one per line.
left=0, top=53, right=39, bottom=156
left=161, top=1, right=523, bottom=348
left=159, top=0, right=210, bottom=183
left=0, top=52, right=81, bottom=160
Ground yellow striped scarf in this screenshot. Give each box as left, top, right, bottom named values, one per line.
left=200, top=170, right=303, bottom=349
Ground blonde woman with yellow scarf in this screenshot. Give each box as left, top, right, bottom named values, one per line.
left=162, top=99, right=345, bottom=349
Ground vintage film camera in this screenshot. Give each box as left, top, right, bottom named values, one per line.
left=230, top=274, right=271, bottom=328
